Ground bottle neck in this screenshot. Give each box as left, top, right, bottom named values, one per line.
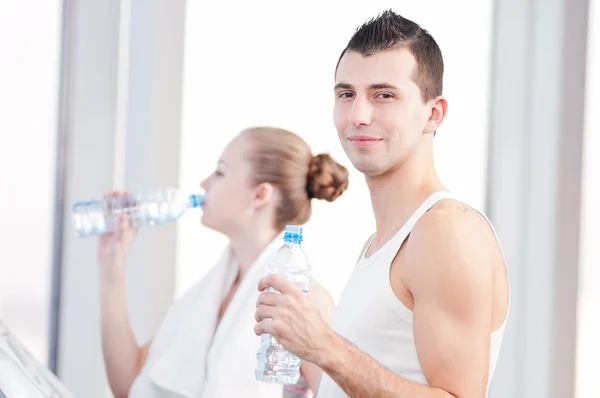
left=189, top=194, right=203, bottom=208
left=283, top=238, right=302, bottom=246
left=283, top=226, right=302, bottom=245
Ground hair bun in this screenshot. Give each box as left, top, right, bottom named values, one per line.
left=306, top=154, right=349, bottom=202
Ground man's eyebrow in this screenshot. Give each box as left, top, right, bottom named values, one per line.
left=369, top=83, right=400, bottom=90
left=334, top=82, right=400, bottom=91
left=334, top=82, right=354, bottom=91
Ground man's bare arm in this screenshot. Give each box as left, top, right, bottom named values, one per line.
left=314, top=209, right=496, bottom=398
left=317, top=331, right=456, bottom=398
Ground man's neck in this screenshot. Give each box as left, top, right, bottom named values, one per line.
left=365, top=148, right=445, bottom=253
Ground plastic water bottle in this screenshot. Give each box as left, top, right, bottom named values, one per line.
left=255, top=225, right=311, bottom=385
left=71, top=188, right=203, bottom=237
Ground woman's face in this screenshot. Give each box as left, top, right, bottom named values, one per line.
left=199, top=135, right=260, bottom=235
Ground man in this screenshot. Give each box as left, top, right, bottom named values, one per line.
left=254, top=10, right=509, bottom=398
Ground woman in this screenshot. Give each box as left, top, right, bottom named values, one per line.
left=97, top=127, right=350, bottom=397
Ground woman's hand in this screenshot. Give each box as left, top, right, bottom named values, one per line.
left=97, top=191, right=138, bottom=281
left=96, top=194, right=147, bottom=398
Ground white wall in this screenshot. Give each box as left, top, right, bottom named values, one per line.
left=176, top=0, right=493, bottom=301
left=0, top=0, right=62, bottom=365
left=576, top=0, right=600, bottom=396
left=486, top=0, right=589, bottom=395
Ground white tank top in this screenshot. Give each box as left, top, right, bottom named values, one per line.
left=317, top=191, right=509, bottom=397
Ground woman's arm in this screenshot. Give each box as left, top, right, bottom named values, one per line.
left=97, top=203, right=152, bottom=398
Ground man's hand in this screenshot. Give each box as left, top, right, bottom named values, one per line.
left=254, top=274, right=332, bottom=365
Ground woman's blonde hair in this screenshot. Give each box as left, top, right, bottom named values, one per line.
left=242, top=127, right=349, bottom=228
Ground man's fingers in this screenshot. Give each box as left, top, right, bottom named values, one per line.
left=255, top=304, right=279, bottom=322
left=256, top=291, right=284, bottom=307
left=258, top=274, right=299, bottom=295
left=254, top=319, right=285, bottom=338
left=254, top=320, right=272, bottom=336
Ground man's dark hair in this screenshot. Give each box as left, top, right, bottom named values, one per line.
left=336, top=10, right=444, bottom=102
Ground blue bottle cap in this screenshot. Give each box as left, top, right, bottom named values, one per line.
left=283, top=225, right=303, bottom=243
left=189, top=194, right=204, bottom=208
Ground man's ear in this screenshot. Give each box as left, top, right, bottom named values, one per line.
left=424, top=95, right=448, bottom=135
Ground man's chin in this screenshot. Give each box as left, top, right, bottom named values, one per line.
left=349, top=159, right=384, bottom=177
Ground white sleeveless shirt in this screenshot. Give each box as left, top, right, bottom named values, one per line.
left=317, top=191, right=509, bottom=397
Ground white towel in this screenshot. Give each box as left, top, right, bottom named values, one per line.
left=129, top=234, right=285, bottom=398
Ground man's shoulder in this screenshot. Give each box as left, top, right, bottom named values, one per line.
left=410, top=199, right=496, bottom=250
left=402, top=200, right=498, bottom=285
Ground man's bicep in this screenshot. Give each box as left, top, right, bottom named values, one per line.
left=413, top=291, right=491, bottom=397
left=409, top=243, right=494, bottom=397
left=395, top=208, right=500, bottom=397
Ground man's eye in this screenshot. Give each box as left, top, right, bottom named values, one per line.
left=338, top=92, right=355, bottom=99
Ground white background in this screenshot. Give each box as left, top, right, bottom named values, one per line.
left=0, top=0, right=62, bottom=364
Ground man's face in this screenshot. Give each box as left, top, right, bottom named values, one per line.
left=333, top=48, right=435, bottom=177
